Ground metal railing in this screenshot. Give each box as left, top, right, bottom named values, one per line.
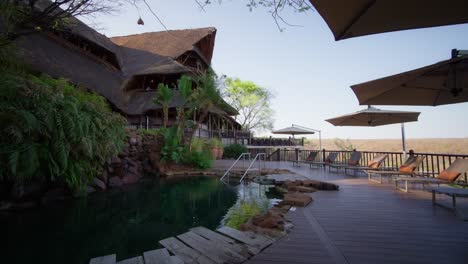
left=239, top=153, right=266, bottom=183
left=220, top=153, right=251, bottom=182
left=259, top=148, right=468, bottom=183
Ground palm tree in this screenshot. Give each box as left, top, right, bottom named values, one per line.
left=154, top=83, right=173, bottom=128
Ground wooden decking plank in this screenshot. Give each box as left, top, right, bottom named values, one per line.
left=191, top=226, right=258, bottom=256
left=160, top=237, right=215, bottom=264
left=177, top=231, right=246, bottom=264
left=216, top=227, right=273, bottom=250
left=89, top=254, right=116, bottom=264
left=144, top=248, right=183, bottom=264
left=116, top=256, right=144, bottom=264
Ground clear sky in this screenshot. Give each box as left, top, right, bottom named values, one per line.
left=92, top=0, right=468, bottom=139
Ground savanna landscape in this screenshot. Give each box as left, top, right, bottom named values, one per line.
left=305, top=138, right=468, bottom=155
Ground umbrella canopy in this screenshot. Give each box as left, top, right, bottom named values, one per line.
left=325, top=107, right=421, bottom=127
left=325, top=106, right=420, bottom=154
left=309, top=0, right=468, bottom=40
left=272, top=126, right=315, bottom=136
left=351, top=55, right=468, bottom=106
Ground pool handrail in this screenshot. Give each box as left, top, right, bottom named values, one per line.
left=220, top=153, right=251, bottom=182
left=239, top=153, right=266, bottom=183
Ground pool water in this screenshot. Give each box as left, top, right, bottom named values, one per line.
left=1, top=177, right=277, bottom=264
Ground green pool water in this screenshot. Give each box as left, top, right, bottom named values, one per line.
left=1, top=177, right=276, bottom=264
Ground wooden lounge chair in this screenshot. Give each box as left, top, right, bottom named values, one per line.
left=366, top=156, right=425, bottom=184
left=291, top=151, right=319, bottom=166
left=394, top=159, right=468, bottom=192
left=308, top=152, right=338, bottom=168
left=343, top=154, right=388, bottom=176
left=329, top=151, right=362, bottom=173
left=425, top=186, right=468, bottom=216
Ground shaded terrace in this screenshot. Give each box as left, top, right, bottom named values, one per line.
left=214, top=160, right=468, bottom=264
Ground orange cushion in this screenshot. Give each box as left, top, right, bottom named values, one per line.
left=368, top=162, right=380, bottom=169
left=399, top=165, right=414, bottom=173
left=437, top=170, right=461, bottom=182
left=348, top=160, right=358, bottom=166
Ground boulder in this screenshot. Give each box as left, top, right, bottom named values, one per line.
left=287, top=186, right=317, bottom=193
left=111, top=156, right=121, bottom=164
left=283, top=180, right=301, bottom=189
left=93, top=177, right=106, bottom=191
left=302, top=180, right=339, bottom=190
left=86, top=186, right=96, bottom=194
left=129, top=137, right=138, bottom=145
left=109, top=177, right=123, bottom=188
left=10, top=182, right=45, bottom=202
left=121, top=174, right=139, bottom=185
left=41, top=187, right=69, bottom=204
left=283, top=192, right=313, bottom=207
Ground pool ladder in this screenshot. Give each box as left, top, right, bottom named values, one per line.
left=220, top=153, right=266, bottom=183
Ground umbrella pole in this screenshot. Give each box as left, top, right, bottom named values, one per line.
left=401, top=123, right=407, bottom=158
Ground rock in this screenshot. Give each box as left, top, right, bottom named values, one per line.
left=93, top=177, right=106, bottom=191
left=109, top=177, right=123, bottom=188
left=86, top=186, right=96, bottom=194
left=283, top=192, right=313, bottom=207
left=127, top=165, right=139, bottom=176
left=41, top=187, right=69, bottom=204
left=287, top=186, right=317, bottom=193
left=0, top=201, right=12, bottom=210
left=302, top=180, right=339, bottom=190
left=129, top=137, right=138, bottom=145
left=283, top=180, right=301, bottom=189
left=121, top=174, right=139, bottom=184
left=10, top=182, right=45, bottom=202
left=125, top=158, right=138, bottom=167
left=111, top=156, right=121, bottom=164
left=10, top=201, right=37, bottom=210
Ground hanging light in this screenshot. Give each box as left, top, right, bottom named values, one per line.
left=137, top=17, right=144, bottom=25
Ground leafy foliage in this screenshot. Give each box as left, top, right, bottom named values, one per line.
left=223, top=144, right=248, bottom=159
left=159, top=126, right=184, bottom=163
left=181, top=149, right=213, bottom=169
left=154, top=83, right=173, bottom=128
left=223, top=77, right=274, bottom=133
left=224, top=200, right=262, bottom=230
left=0, top=72, right=126, bottom=195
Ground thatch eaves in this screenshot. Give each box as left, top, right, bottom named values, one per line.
left=110, top=27, right=217, bottom=64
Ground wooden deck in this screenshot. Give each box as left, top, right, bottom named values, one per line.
left=240, top=161, right=468, bottom=264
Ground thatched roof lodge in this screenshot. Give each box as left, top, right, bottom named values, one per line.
left=9, top=14, right=245, bottom=140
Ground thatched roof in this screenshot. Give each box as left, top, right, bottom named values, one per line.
left=110, top=27, right=217, bottom=64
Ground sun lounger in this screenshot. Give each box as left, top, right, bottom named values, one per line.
left=291, top=151, right=319, bottom=166
left=394, top=159, right=468, bottom=192
left=329, top=151, right=362, bottom=173
left=425, top=186, right=468, bottom=216
left=343, top=154, right=388, bottom=176
left=365, top=156, right=425, bottom=183
left=308, top=152, right=338, bottom=168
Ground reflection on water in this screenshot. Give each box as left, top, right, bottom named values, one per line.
left=1, top=177, right=278, bottom=264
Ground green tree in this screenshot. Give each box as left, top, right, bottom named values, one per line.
left=223, top=78, right=274, bottom=133
left=153, top=83, right=173, bottom=128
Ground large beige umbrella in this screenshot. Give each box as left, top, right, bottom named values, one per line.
left=351, top=52, right=468, bottom=106
left=309, top=0, right=468, bottom=40
left=272, top=125, right=315, bottom=136
left=325, top=106, right=421, bottom=154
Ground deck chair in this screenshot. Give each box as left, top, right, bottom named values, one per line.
left=366, top=156, right=425, bottom=184
left=425, top=186, right=468, bottom=216
left=343, top=154, right=388, bottom=176
left=291, top=151, right=319, bottom=166
left=308, top=152, right=338, bottom=168
left=329, top=151, right=362, bottom=173
left=394, top=159, right=468, bottom=192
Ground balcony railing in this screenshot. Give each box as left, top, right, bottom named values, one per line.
left=248, top=137, right=304, bottom=147
left=254, top=148, right=468, bottom=183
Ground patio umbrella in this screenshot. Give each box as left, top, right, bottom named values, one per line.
left=325, top=106, right=421, bottom=154
left=272, top=125, right=316, bottom=137
left=351, top=52, right=468, bottom=106
left=309, top=0, right=468, bottom=40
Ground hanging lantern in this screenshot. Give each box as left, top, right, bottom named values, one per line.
left=137, top=17, right=144, bottom=25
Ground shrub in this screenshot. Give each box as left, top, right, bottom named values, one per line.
left=223, top=144, right=248, bottom=159
left=208, top=138, right=223, bottom=149
left=191, top=138, right=209, bottom=152
left=224, top=201, right=262, bottom=230
left=0, top=73, right=126, bottom=195
left=181, top=149, right=213, bottom=169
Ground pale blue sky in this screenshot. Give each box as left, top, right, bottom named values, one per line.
left=93, top=0, right=468, bottom=139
